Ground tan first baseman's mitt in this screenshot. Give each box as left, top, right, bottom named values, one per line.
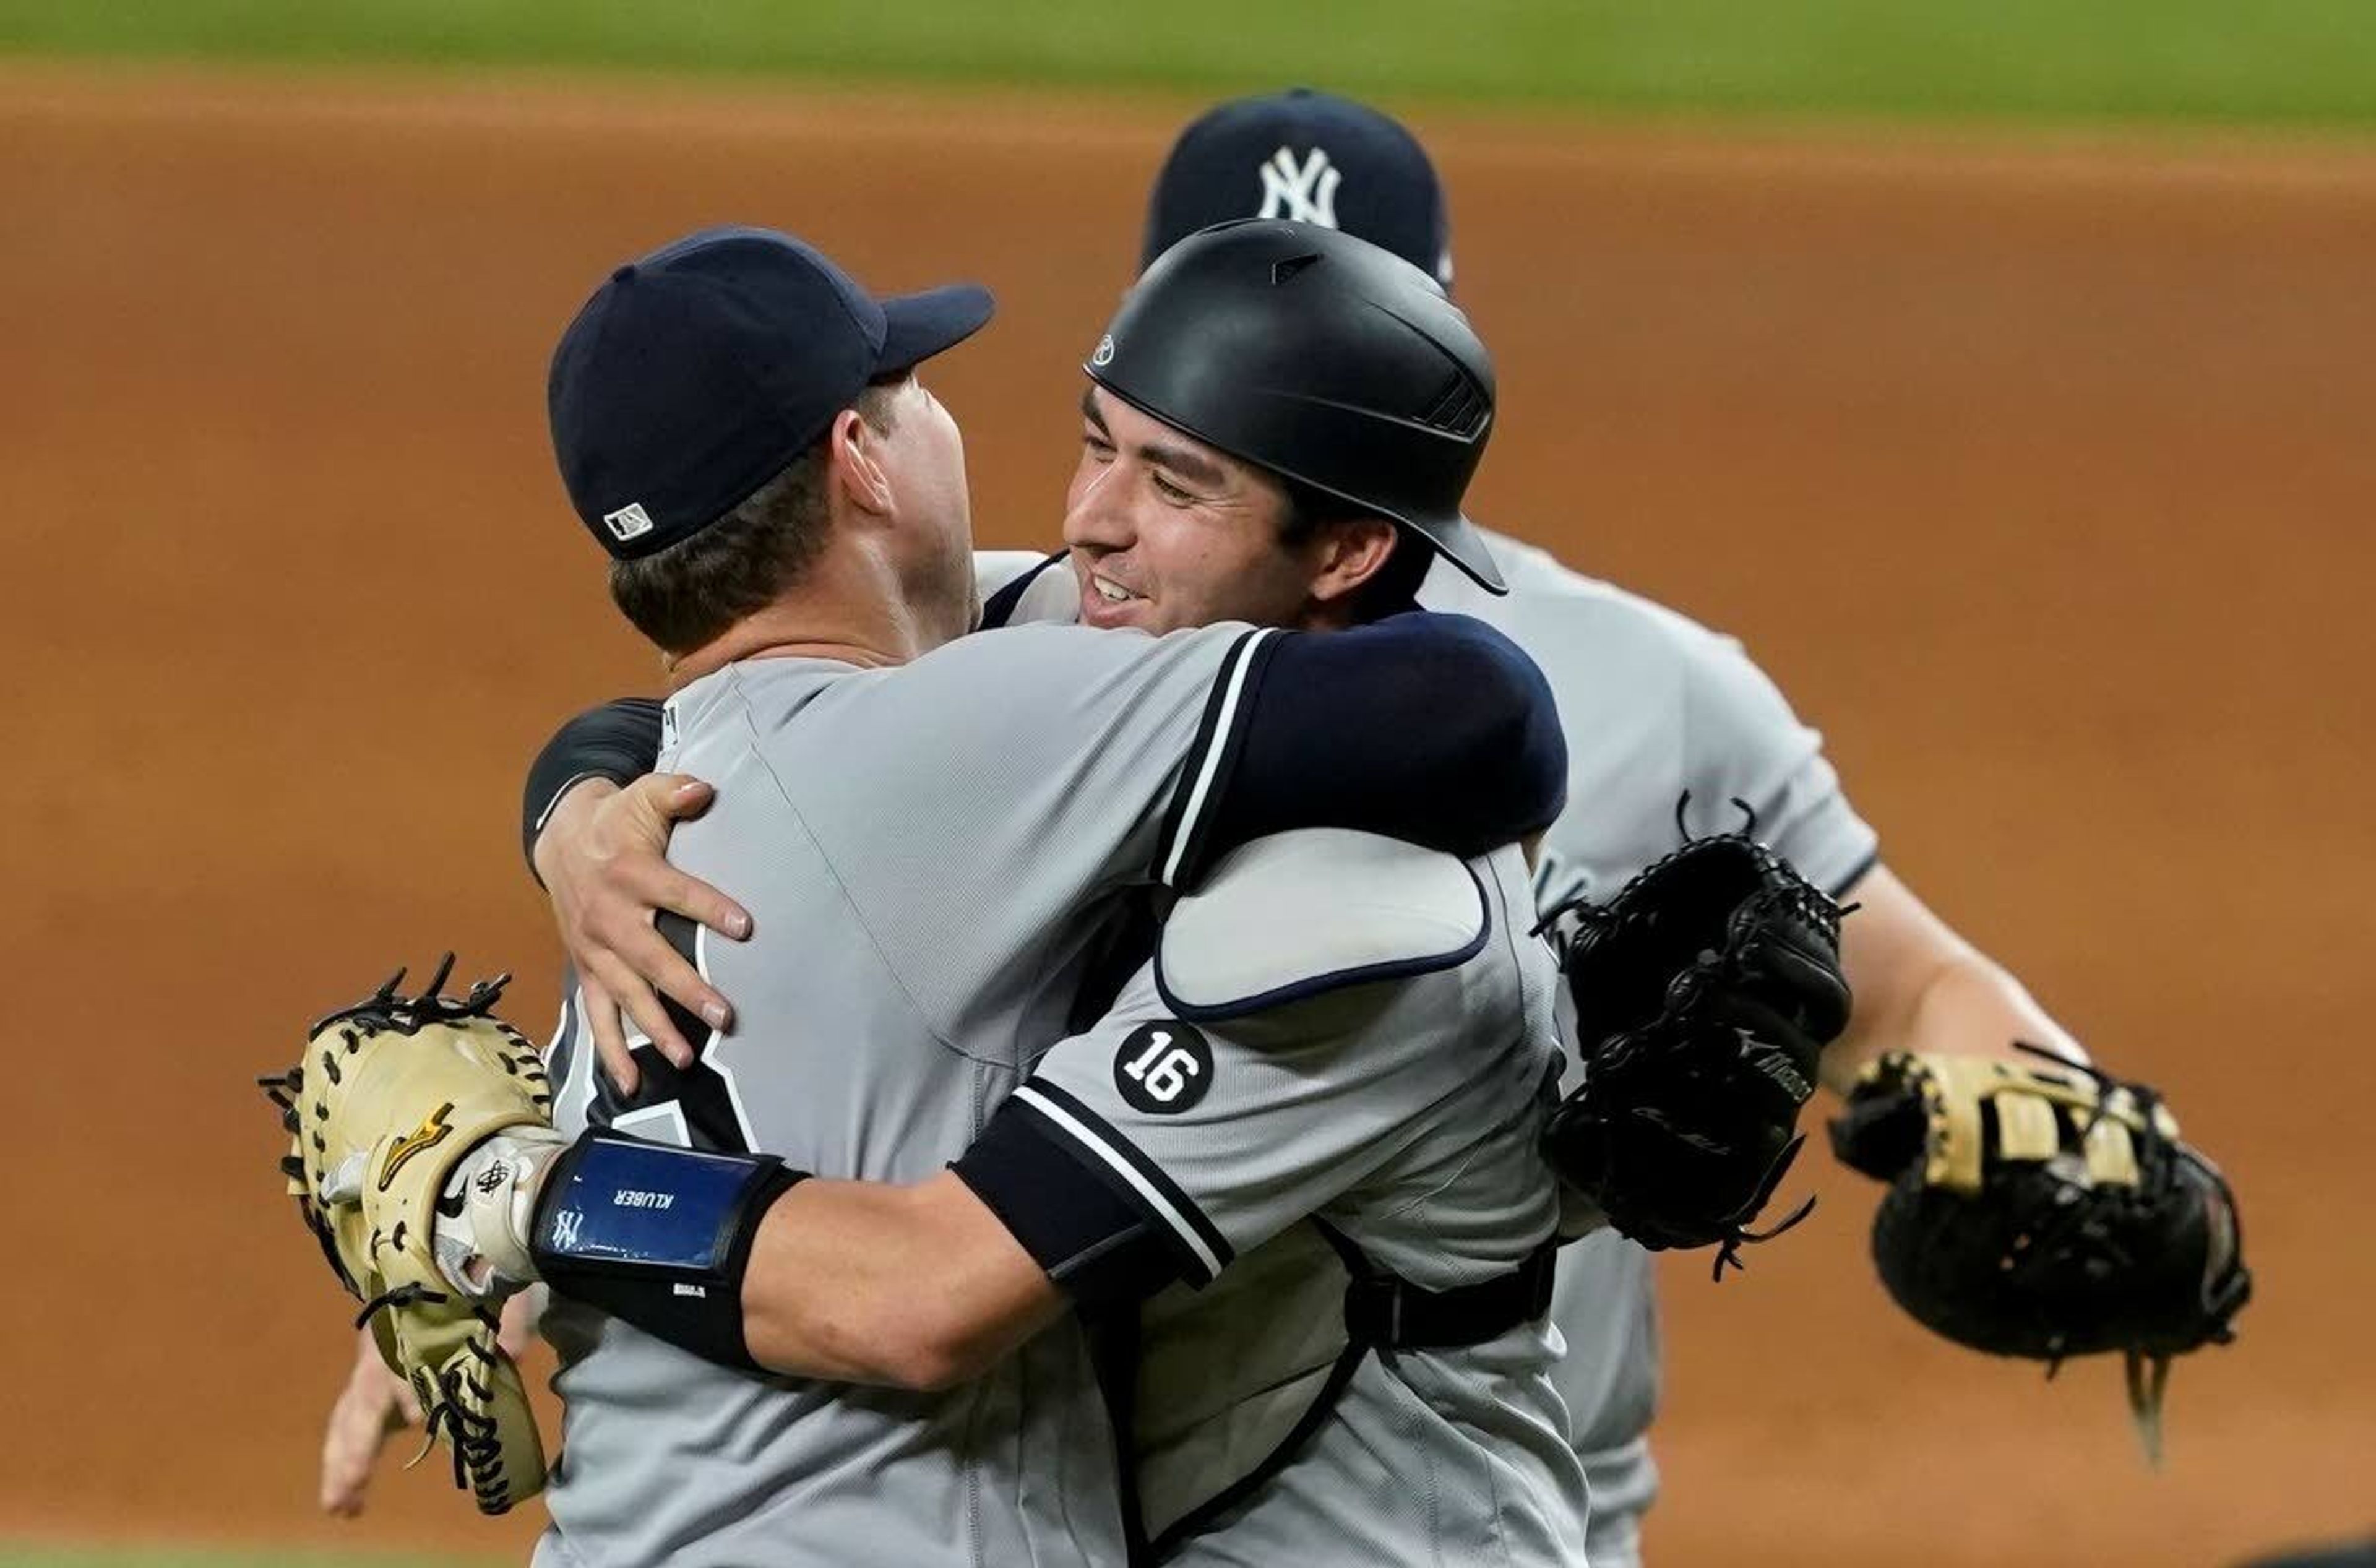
left=262, top=957, right=554, bottom=1514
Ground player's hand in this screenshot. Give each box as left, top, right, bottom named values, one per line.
left=319, top=1326, right=423, bottom=1518
left=498, top=1283, right=547, bottom=1359
left=535, top=773, right=752, bottom=1092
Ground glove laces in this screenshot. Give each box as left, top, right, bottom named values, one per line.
left=1709, top=1132, right=1818, bottom=1281
left=2010, top=1040, right=2247, bottom=1467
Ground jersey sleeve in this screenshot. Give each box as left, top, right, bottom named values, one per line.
left=1679, top=630, right=1878, bottom=896
left=518, top=554, right=1073, bottom=874
left=793, top=609, right=1562, bottom=939
left=949, top=962, right=1474, bottom=1310
left=782, top=619, right=1265, bottom=924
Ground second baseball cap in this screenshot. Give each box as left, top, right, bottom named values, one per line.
left=548, top=225, right=993, bottom=559
left=1141, top=87, right=1452, bottom=289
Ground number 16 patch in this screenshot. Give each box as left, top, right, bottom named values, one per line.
left=1113, top=1020, right=1214, bottom=1115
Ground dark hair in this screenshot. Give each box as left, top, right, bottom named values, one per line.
left=608, top=386, right=898, bottom=654
left=1276, top=476, right=1435, bottom=622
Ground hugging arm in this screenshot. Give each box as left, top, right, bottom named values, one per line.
left=1160, top=611, right=1564, bottom=888
left=520, top=612, right=1562, bottom=1087
left=520, top=950, right=1456, bottom=1390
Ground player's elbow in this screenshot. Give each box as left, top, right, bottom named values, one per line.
left=831, top=1294, right=1009, bottom=1391
left=803, top=1261, right=1035, bottom=1391
left=1439, top=621, right=1568, bottom=841
left=883, top=1320, right=1003, bottom=1392
left=751, top=1176, right=1057, bottom=1390
left=864, top=1234, right=1060, bottom=1390
left=746, top=1295, right=981, bottom=1390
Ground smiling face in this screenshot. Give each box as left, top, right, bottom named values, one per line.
left=1062, top=384, right=1397, bottom=634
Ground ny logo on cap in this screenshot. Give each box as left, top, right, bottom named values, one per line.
left=1257, top=147, right=1341, bottom=228
left=603, top=501, right=656, bottom=542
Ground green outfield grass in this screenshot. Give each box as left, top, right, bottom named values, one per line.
left=0, top=0, right=2371, bottom=131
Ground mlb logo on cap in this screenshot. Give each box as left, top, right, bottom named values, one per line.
left=603, top=502, right=656, bottom=543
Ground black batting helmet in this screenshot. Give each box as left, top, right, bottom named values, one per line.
left=1085, top=218, right=1504, bottom=593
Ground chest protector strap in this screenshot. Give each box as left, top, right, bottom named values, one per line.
left=1338, top=1231, right=1560, bottom=1350
left=1137, top=1222, right=1558, bottom=1562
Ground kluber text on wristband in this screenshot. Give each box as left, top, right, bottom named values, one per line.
left=528, top=1131, right=807, bottom=1374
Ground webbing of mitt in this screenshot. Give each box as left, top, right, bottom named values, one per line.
left=2017, top=1044, right=2224, bottom=1468
left=1832, top=1041, right=2250, bottom=1468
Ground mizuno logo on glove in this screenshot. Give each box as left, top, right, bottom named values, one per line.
left=379, top=1101, right=456, bottom=1191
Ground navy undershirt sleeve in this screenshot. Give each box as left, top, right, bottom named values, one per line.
left=1167, top=611, right=1567, bottom=889
left=520, top=697, right=665, bottom=877
left=952, top=1095, right=1192, bottom=1310
left=520, top=613, right=1564, bottom=888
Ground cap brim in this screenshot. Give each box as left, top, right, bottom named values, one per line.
left=877, top=284, right=995, bottom=375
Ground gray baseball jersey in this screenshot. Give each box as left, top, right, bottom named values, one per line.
left=956, top=835, right=1590, bottom=1566
left=535, top=621, right=1280, bottom=1568
left=980, top=536, right=1875, bottom=1566
left=1423, top=528, right=1878, bottom=1566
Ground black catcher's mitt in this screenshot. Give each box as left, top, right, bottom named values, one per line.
left=1829, top=1046, right=2250, bottom=1461
left=1541, top=799, right=1852, bottom=1273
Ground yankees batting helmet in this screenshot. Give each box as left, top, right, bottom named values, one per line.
left=1086, top=219, right=1504, bottom=592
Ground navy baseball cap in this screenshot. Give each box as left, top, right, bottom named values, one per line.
left=1142, top=88, right=1452, bottom=289
left=548, top=225, right=993, bottom=559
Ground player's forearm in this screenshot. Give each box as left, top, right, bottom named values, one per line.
left=741, top=1173, right=1065, bottom=1390
left=1826, top=954, right=2083, bottom=1092
left=1822, top=866, right=2085, bottom=1095
left=512, top=1134, right=1065, bottom=1391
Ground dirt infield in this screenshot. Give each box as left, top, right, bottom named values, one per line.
left=4, top=63, right=2370, bottom=1566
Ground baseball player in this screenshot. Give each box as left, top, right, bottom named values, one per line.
left=532, top=92, right=2111, bottom=1568
left=1126, top=89, right=2106, bottom=1565
left=328, top=220, right=1587, bottom=1564
left=445, top=833, right=1593, bottom=1564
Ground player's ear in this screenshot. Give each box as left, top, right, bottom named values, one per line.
left=1306, top=517, right=1400, bottom=606
left=828, top=406, right=895, bottom=519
